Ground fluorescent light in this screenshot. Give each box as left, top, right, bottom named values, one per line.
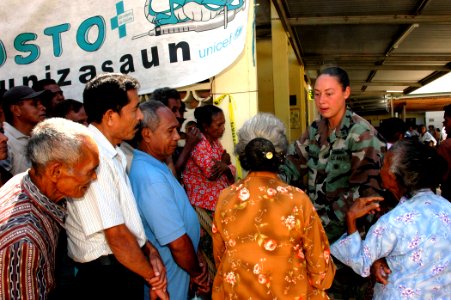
left=386, top=90, right=404, bottom=93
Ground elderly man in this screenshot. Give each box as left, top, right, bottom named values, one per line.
left=1, top=85, right=48, bottom=175
left=129, top=100, right=209, bottom=300
left=150, top=87, right=201, bottom=179
left=65, top=73, right=168, bottom=300
left=0, top=117, right=99, bottom=299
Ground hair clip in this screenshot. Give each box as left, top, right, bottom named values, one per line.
left=264, top=151, right=273, bottom=159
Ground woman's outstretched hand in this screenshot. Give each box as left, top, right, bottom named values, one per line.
left=346, top=196, right=384, bottom=234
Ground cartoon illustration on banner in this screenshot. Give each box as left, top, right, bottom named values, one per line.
left=133, top=0, right=245, bottom=39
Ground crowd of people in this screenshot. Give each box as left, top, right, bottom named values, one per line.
left=0, top=68, right=450, bottom=300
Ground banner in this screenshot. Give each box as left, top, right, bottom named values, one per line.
left=0, top=0, right=249, bottom=100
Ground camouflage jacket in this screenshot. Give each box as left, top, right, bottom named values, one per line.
left=288, top=108, right=386, bottom=242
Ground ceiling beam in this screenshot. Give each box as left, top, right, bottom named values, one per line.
left=416, top=0, right=433, bottom=15
left=350, top=91, right=394, bottom=97
left=353, top=81, right=423, bottom=87
left=271, top=0, right=304, bottom=66
left=288, top=15, right=451, bottom=26
left=393, top=96, right=451, bottom=111
left=304, top=64, right=451, bottom=71
left=302, top=55, right=451, bottom=62
left=385, top=24, right=419, bottom=56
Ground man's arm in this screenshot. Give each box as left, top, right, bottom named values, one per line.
left=168, top=234, right=201, bottom=276
left=1, top=241, right=41, bottom=299
left=105, top=224, right=168, bottom=298
left=175, top=127, right=201, bottom=175
left=168, top=234, right=209, bottom=291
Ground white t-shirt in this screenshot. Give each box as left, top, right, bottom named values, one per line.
left=419, top=131, right=437, bottom=146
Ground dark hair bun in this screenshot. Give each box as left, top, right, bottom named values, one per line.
left=240, top=138, right=283, bottom=172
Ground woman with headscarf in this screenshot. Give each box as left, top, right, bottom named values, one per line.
left=212, top=113, right=335, bottom=299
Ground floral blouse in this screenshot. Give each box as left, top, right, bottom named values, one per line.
left=182, top=133, right=235, bottom=211
left=212, top=172, right=336, bottom=299
left=331, top=190, right=451, bottom=299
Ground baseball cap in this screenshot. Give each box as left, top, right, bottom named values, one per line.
left=3, top=86, right=49, bottom=104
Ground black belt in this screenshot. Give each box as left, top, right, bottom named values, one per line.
left=76, top=254, right=118, bottom=268
left=77, top=245, right=147, bottom=268
left=93, top=254, right=117, bottom=266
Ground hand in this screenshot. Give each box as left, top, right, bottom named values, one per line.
left=347, top=196, right=384, bottom=221
left=147, top=245, right=167, bottom=291
left=179, top=2, right=221, bottom=22
left=346, top=196, right=383, bottom=234
left=191, top=252, right=211, bottom=294
left=150, top=289, right=169, bottom=300
left=208, top=161, right=227, bottom=181
left=185, top=127, right=202, bottom=149
left=221, top=151, right=231, bottom=165
left=371, top=258, right=391, bottom=285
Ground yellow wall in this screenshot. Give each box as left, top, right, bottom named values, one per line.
left=271, top=3, right=290, bottom=140
left=256, top=3, right=311, bottom=142
left=288, top=47, right=306, bottom=141
left=256, top=39, right=275, bottom=113
left=209, top=0, right=258, bottom=179
left=177, top=0, right=258, bottom=180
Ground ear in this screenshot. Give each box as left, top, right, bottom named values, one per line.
left=45, top=161, right=63, bottom=183
left=103, top=109, right=117, bottom=126
left=10, top=104, right=22, bottom=117
left=141, top=127, right=153, bottom=143
left=344, top=86, right=351, bottom=99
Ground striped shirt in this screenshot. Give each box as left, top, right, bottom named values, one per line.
left=0, top=172, right=65, bottom=299
left=66, top=125, right=146, bottom=263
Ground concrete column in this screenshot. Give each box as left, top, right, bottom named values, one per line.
left=271, top=2, right=290, bottom=140
left=212, top=0, right=258, bottom=179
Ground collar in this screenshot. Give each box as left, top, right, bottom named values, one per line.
left=134, top=149, right=169, bottom=169
left=3, top=122, right=29, bottom=140
left=22, top=173, right=66, bottom=227
left=247, top=171, right=279, bottom=179
left=400, top=188, right=434, bottom=204
left=88, top=125, right=125, bottom=163
left=316, top=108, right=355, bottom=143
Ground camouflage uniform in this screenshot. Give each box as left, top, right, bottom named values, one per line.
left=288, top=108, right=386, bottom=300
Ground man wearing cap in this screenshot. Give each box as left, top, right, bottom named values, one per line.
left=1, top=85, right=48, bottom=175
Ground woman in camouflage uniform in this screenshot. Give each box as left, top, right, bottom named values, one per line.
left=288, top=66, right=387, bottom=299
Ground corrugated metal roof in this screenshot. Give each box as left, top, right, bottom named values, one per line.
left=257, top=0, right=451, bottom=114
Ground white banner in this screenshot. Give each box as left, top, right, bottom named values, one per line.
left=0, top=0, right=249, bottom=100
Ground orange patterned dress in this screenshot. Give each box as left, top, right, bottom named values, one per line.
left=212, top=171, right=336, bottom=299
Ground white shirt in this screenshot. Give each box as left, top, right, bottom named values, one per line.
left=419, top=131, right=437, bottom=146
left=119, top=141, right=134, bottom=174
left=66, top=125, right=146, bottom=263
left=2, top=122, right=30, bottom=175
